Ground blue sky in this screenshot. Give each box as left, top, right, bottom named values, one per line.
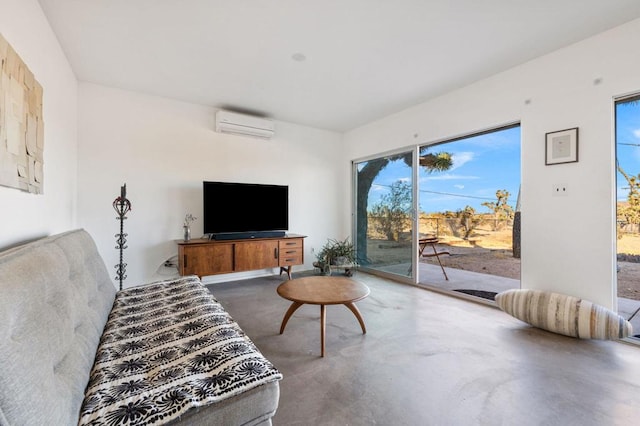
left=367, top=126, right=521, bottom=214
left=616, top=99, right=640, bottom=202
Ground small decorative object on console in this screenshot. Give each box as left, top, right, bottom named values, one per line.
left=183, top=213, right=196, bottom=242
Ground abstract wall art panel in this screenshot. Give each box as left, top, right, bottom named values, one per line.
left=0, top=33, right=44, bottom=194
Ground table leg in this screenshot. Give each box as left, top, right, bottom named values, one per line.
left=279, top=301, right=303, bottom=334
left=279, top=266, right=292, bottom=279
left=320, top=304, right=326, bottom=357
left=344, top=302, right=367, bottom=334
left=431, top=244, right=449, bottom=281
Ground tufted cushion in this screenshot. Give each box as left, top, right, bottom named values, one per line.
left=0, top=229, right=116, bottom=426
left=495, top=289, right=633, bottom=339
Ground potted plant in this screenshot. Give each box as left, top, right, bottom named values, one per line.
left=314, top=237, right=357, bottom=275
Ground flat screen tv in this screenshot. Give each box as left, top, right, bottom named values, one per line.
left=203, top=181, right=289, bottom=240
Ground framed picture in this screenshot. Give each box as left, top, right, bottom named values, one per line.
left=545, top=127, right=578, bottom=165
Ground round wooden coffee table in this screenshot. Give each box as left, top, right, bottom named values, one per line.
left=277, top=276, right=370, bottom=357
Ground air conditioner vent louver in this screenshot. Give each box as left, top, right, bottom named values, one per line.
left=215, top=110, right=275, bottom=139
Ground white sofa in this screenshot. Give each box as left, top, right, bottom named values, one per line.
left=0, top=229, right=281, bottom=425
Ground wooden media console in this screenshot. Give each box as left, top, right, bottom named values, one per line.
left=177, top=234, right=306, bottom=279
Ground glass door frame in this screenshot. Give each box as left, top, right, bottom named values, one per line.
left=351, top=145, right=421, bottom=286
left=614, top=92, right=640, bottom=320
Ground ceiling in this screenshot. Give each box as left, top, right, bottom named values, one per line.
left=37, top=0, right=640, bottom=132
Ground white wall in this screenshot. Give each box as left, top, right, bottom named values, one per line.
left=77, top=83, right=344, bottom=287
left=0, top=0, right=78, bottom=248
left=344, top=18, right=640, bottom=310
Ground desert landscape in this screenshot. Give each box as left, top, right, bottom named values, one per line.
left=366, top=224, right=640, bottom=300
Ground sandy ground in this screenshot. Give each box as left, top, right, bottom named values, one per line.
left=618, top=262, right=640, bottom=300
left=423, top=245, right=520, bottom=280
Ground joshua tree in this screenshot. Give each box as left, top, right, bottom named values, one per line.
left=482, top=189, right=514, bottom=230
left=457, top=205, right=482, bottom=240
left=617, top=163, right=640, bottom=225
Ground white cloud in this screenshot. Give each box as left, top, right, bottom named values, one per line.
left=424, top=173, right=479, bottom=181
left=633, top=129, right=640, bottom=139
left=454, top=184, right=465, bottom=189
left=450, top=152, right=474, bottom=170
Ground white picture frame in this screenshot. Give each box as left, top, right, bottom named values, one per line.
left=545, top=127, right=578, bottom=165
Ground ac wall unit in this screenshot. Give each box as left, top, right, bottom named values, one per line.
left=215, top=110, right=275, bottom=139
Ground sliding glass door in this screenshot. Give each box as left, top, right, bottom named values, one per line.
left=353, top=149, right=416, bottom=281
left=352, top=124, right=520, bottom=297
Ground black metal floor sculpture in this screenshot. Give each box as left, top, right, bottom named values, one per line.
left=113, top=184, right=131, bottom=291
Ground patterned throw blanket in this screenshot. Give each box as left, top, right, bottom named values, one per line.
left=79, top=276, right=282, bottom=425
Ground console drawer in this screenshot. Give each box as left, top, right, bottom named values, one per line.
left=279, top=238, right=303, bottom=249
left=279, top=248, right=303, bottom=266
left=279, top=238, right=303, bottom=266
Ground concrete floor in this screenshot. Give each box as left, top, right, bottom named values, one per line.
left=208, top=271, right=640, bottom=426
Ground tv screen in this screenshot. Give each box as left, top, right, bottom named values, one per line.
left=203, top=181, right=289, bottom=237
